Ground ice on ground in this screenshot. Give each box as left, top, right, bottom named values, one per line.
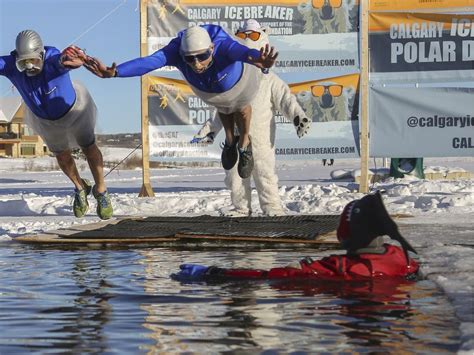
left=0, top=152, right=473, bottom=352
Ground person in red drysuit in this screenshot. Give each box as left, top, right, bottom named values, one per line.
left=171, top=191, right=419, bottom=282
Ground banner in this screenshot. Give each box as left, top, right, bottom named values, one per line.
left=369, top=13, right=474, bottom=74
left=147, top=0, right=360, bottom=78
left=147, top=76, right=220, bottom=159
left=368, top=9, right=474, bottom=157
left=146, top=0, right=361, bottom=161
left=148, top=74, right=360, bottom=160
left=147, top=0, right=359, bottom=36
left=370, top=86, right=474, bottom=157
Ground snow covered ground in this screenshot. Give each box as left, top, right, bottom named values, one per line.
left=0, top=150, right=473, bottom=353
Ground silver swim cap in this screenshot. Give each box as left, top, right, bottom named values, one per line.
left=16, top=30, right=44, bottom=60
left=180, top=26, right=212, bottom=55
left=15, top=30, right=45, bottom=74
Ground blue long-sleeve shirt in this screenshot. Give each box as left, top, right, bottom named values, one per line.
left=0, top=46, right=76, bottom=120
left=117, top=25, right=261, bottom=93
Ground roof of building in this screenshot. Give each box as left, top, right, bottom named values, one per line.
left=0, top=96, right=22, bottom=123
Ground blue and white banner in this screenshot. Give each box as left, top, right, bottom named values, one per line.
left=145, top=0, right=361, bottom=161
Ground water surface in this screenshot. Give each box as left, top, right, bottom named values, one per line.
left=0, top=244, right=461, bottom=353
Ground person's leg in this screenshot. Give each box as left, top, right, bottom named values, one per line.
left=81, top=143, right=106, bottom=193
left=218, top=112, right=239, bottom=170
left=56, top=149, right=92, bottom=218
left=82, top=143, right=112, bottom=220
left=55, top=149, right=86, bottom=190
left=218, top=112, right=236, bottom=145
left=235, top=105, right=252, bottom=149
left=234, top=105, right=254, bottom=179
left=68, top=83, right=112, bottom=219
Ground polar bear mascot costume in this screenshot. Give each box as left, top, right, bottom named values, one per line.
left=192, top=19, right=311, bottom=216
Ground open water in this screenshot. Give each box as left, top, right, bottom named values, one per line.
left=0, top=243, right=461, bottom=353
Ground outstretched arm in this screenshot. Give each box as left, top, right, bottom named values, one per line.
left=224, top=38, right=278, bottom=70
left=269, top=73, right=311, bottom=138
left=170, top=258, right=326, bottom=282
left=83, top=37, right=181, bottom=78
left=83, top=56, right=117, bottom=78
left=247, top=43, right=279, bottom=69
left=60, top=45, right=88, bottom=69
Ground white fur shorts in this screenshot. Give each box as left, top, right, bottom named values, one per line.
left=190, top=63, right=262, bottom=114
left=24, top=82, right=97, bottom=154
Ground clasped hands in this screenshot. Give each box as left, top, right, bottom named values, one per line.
left=60, top=45, right=116, bottom=78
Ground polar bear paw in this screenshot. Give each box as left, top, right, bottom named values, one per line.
left=294, top=116, right=311, bottom=138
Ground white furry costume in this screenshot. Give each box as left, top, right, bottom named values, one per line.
left=194, top=22, right=309, bottom=216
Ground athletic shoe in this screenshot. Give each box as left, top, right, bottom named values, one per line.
left=221, top=136, right=239, bottom=170
left=237, top=143, right=254, bottom=179
left=93, top=187, right=113, bottom=220
left=73, top=178, right=92, bottom=218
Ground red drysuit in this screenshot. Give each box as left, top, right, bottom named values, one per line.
left=217, top=245, right=419, bottom=280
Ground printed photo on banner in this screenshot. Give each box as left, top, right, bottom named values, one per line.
left=290, top=73, right=359, bottom=123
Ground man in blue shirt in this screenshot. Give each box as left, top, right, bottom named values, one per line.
left=0, top=30, right=113, bottom=219
left=83, top=24, right=278, bottom=179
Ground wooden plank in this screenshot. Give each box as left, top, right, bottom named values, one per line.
left=139, top=0, right=154, bottom=197
left=15, top=235, right=179, bottom=244
left=176, top=232, right=338, bottom=245
left=15, top=232, right=337, bottom=245
left=359, top=0, right=370, bottom=193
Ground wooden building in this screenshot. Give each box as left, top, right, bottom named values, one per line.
left=0, top=96, right=49, bottom=158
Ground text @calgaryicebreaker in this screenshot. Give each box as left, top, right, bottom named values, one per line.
left=406, top=114, right=474, bottom=149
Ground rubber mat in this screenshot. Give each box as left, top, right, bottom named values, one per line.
left=64, top=215, right=340, bottom=240
left=15, top=215, right=340, bottom=245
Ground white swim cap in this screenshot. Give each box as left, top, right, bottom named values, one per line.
left=180, top=26, right=212, bottom=55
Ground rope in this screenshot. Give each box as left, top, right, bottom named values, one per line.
left=65, top=0, right=134, bottom=179
left=104, top=143, right=142, bottom=178
left=68, top=0, right=128, bottom=46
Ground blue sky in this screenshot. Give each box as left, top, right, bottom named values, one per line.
left=1, top=0, right=142, bottom=133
